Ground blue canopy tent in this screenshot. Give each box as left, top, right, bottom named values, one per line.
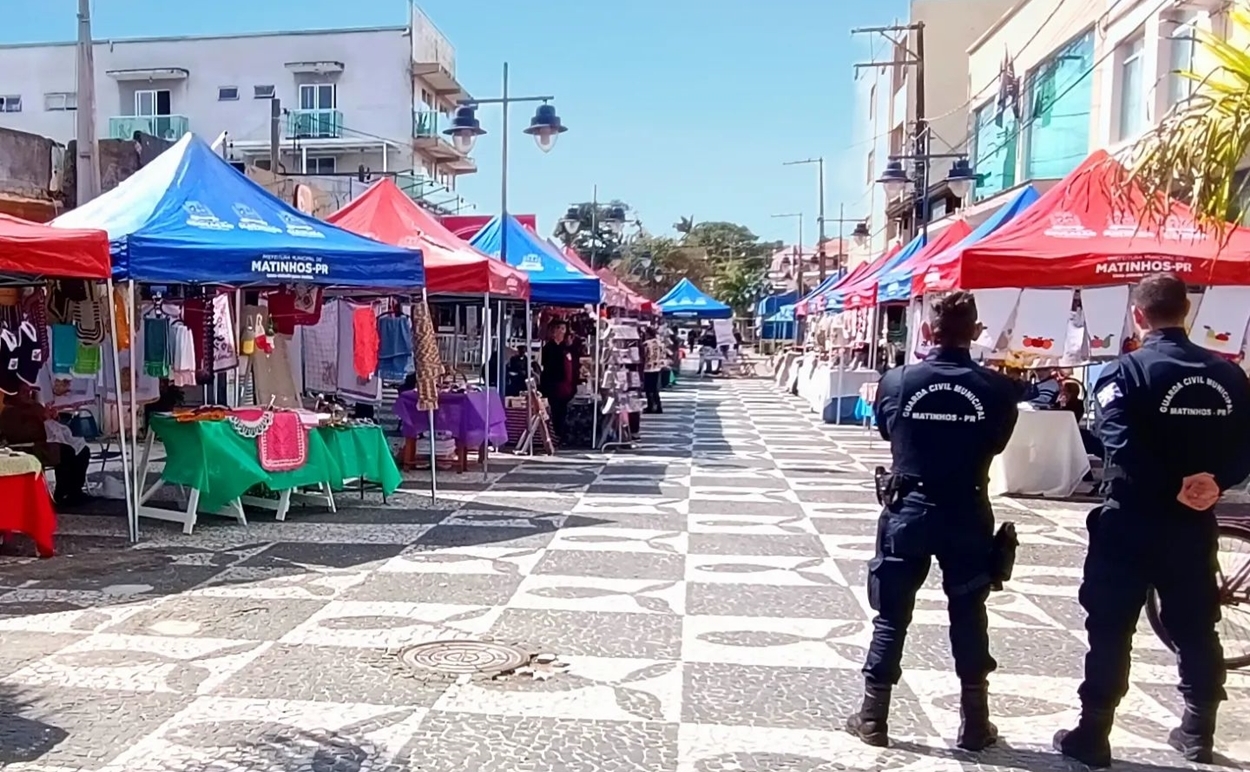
left=823, top=234, right=925, bottom=313
left=875, top=185, right=1040, bottom=303
left=52, top=134, right=424, bottom=288
left=755, top=290, right=797, bottom=319
left=471, top=215, right=601, bottom=306
left=657, top=278, right=732, bottom=319
left=756, top=290, right=797, bottom=341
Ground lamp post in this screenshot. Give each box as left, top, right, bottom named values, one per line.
left=783, top=158, right=829, bottom=282
left=817, top=205, right=872, bottom=275
left=876, top=152, right=977, bottom=241
left=558, top=193, right=627, bottom=269
left=770, top=212, right=805, bottom=296
left=445, top=62, right=567, bottom=468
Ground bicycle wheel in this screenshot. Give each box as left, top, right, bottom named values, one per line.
left=1145, top=523, right=1250, bottom=669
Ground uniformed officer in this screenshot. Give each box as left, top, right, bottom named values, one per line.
left=846, top=291, right=1019, bottom=750
left=1055, top=273, right=1250, bottom=768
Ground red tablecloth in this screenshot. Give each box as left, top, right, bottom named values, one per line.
left=0, top=472, right=56, bottom=557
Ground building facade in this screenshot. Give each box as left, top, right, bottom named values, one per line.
left=0, top=3, right=474, bottom=209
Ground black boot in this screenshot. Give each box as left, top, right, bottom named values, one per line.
left=1167, top=702, right=1217, bottom=764
left=845, top=682, right=891, bottom=747
left=956, top=682, right=999, bottom=751
left=1053, top=708, right=1115, bottom=769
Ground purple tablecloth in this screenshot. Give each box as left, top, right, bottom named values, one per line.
left=394, top=389, right=508, bottom=447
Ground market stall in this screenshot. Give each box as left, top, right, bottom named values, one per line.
left=0, top=213, right=118, bottom=553
left=52, top=134, right=420, bottom=535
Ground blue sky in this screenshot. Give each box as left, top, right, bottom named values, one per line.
left=6, top=0, right=910, bottom=245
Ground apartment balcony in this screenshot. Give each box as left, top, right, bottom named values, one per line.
left=286, top=109, right=343, bottom=140
left=107, top=114, right=190, bottom=141
left=413, top=110, right=462, bottom=161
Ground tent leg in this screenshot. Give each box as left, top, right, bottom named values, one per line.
left=481, top=292, right=492, bottom=478
left=524, top=299, right=532, bottom=456
left=105, top=278, right=137, bottom=543
left=128, top=281, right=141, bottom=537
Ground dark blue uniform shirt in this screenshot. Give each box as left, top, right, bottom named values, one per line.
left=874, top=347, right=1020, bottom=489
left=1094, top=327, right=1250, bottom=502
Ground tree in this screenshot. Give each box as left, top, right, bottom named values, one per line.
left=614, top=234, right=714, bottom=301
left=551, top=200, right=632, bottom=269
left=713, top=259, right=770, bottom=316
left=681, top=221, right=781, bottom=270
left=1111, top=2, right=1250, bottom=229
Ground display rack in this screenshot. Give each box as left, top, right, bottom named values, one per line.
left=599, top=319, right=644, bottom=450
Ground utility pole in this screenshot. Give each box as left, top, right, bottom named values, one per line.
left=74, top=0, right=100, bottom=205
left=269, top=97, right=282, bottom=173
left=853, top=21, right=927, bottom=241
left=782, top=158, right=827, bottom=282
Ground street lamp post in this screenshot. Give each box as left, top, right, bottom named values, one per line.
left=445, top=62, right=568, bottom=468
left=770, top=212, right=805, bottom=296
left=783, top=158, right=827, bottom=282
left=817, top=205, right=872, bottom=275
left=876, top=150, right=976, bottom=242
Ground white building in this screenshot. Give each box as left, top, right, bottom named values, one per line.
left=0, top=3, right=474, bottom=202
left=849, top=0, right=1019, bottom=252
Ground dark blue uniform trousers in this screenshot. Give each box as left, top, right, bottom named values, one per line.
left=1078, top=503, right=1226, bottom=708
left=863, top=492, right=998, bottom=686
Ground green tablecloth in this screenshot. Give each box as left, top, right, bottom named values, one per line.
left=315, top=424, right=402, bottom=496
left=151, top=415, right=343, bottom=513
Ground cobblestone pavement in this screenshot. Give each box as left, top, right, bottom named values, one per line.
left=2, top=376, right=1248, bottom=771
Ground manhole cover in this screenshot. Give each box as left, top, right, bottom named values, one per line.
left=400, top=640, right=531, bottom=676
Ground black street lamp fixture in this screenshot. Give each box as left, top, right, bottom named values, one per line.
left=877, top=155, right=978, bottom=200
left=945, top=158, right=977, bottom=201
left=523, top=103, right=568, bottom=153
left=559, top=206, right=582, bottom=236
left=446, top=106, right=485, bottom=154
left=850, top=221, right=871, bottom=246
left=876, top=160, right=911, bottom=199
left=604, top=205, right=627, bottom=236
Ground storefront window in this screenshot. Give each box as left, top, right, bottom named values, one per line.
left=971, top=101, right=1018, bottom=201
left=1023, top=29, right=1095, bottom=180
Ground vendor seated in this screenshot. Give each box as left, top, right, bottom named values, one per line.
left=0, top=384, right=91, bottom=506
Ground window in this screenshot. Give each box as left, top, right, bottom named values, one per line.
left=868, top=82, right=877, bottom=122
left=135, top=89, right=171, bottom=116
left=1117, top=35, right=1146, bottom=141
left=253, top=84, right=275, bottom=99
left=254, top=158, right=272, bottom=171
left=866, top=149, right=876, bottom=185
left=218, top=86, right=239, bottom=101
left=299, top=83, right=336, bottom=111
left=1022, top=28, right=1095, bottom=180
left=0, top=95, right=22, bottom=113
left=1168, top=11, right=1199, bottom=107
left=306, top=157, right=335, bottom=175
left=43, top=91, right=76, bottom=111
left=971, top=100, right=1018, bottom=201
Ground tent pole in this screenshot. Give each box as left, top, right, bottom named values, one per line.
left=105, top=278, right=137, bottom=542
left=524, top=298, right=532, bottom=455
left=592, top=303, right=601, bottom=449
left=233, top=288, right=244, bottom=405
left=481, top=292, right=492, bottom=478
left=128, top=281, right=140, bottom=531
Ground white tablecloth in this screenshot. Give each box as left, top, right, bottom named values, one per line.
left=988, top=407, right=1091, bottom=497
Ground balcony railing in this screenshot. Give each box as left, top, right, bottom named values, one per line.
left=286, top=109, right=343, bottom=139
left=107, top=114, right=190, bottom=141
left=413, top=109, right=443, bottom=139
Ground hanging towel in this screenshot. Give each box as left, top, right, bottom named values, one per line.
left=111, top=287, right=130, bottom=351
left=211, top=293, right=238, bottom=371
left=170, top=323, right=198, bottom=387
left=50, top=324, right=78, bottom=374
left=303, top=301, right=339, bottom=395
left=377, top=314, right=413, bottom=382
left=352, top=304, right=380, bottom=379
left=144, top=317, right=171, bottom=378
left=72, top=340, right=102, bottom=377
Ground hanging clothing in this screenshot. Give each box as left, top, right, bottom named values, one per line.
left=0, top=329, right=20, bottom=396
left=144, top=317, right=172, bottom=379
left=302, top=301, right=339, bottom=395
left=211, top=293, right=238, bottom=371
left=50, top=324, right=78, bottom=375
left=377, top=313, right=414, bottom=382
left=351, top=304, right=380, bottom=379
left=20, top=288, right=49, bottom=367
left=111, top=287, right=130, bottom=351
left=170, top=322, right=198, bottom=387
left=70, top=293, right=105, bottom=346
left=410, top=298, right=442, bottom=412
left=71, top=339, right=102, bottom=377
left=267, top=284, right=324, bottom=335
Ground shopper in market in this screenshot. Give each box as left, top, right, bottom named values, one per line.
left=539, top=320, right=577, bottom=440
left=1055, top=273, right=1250, bottom=768
left=642, top=326, right=664, bottom=414
left=846, top=290, right=1019, bottom=752
left=0, top=384, right=91, bottom=506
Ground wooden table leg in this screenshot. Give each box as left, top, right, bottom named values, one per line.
left=456, top=443, right=467, bottom=474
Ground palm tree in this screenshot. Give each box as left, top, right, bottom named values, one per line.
left=1112, top=2, right=1250, bottom=229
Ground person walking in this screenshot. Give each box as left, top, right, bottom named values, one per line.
left=1054, top=273, right=1250, bottom=768
left=846, top=291, right=1019, bottom=751
left=642, top=326, right=664, bottom=414
left=539, top=321, right=577, bottom=441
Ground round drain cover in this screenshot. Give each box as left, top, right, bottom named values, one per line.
left=400, top=640, right=531, bottom=676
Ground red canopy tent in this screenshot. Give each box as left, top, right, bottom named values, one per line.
left=801, top=244, right=901, bottom=315
left=843, top=220, right=971, bottom=309
left=0, top=213, right=111, bottom=279
left=551, top=240, right=628, bottom=309
left=595, top=268, right=655, bottom=313
left=926, top=150, right=1250, bottom=291
left=328, top=179, right=530, bottom=298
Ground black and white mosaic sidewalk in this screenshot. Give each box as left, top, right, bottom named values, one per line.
left=1, top=376, right=1247, bottom=771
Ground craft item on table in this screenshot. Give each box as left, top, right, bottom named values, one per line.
left=211, top=293, right=238, bottom=371
left=228, top=407, right=309, bottom=472
left=0, top=448, right=42, bottom=477
left=169, top=321, right=198, bottom=387
left=71, top=339, right=102, bottom=378
left=19, top=288, right=49, bottom=366
left=351, top=304, right=380, bottom=379
left=302, top=301, right=339, bottom=395
left=172, top=406, right=229, bottom=422
left=50, top=324, right=78, bottom=375
left=143, top=317, right=172, bottom=378
left=377, top=313, right=413, bottom=382
left=111, top=287, right=130, bottom=350
left=267, top=284, right=324, bottom=335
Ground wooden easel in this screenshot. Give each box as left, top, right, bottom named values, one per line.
left=515, top=379, right=556, bottom=456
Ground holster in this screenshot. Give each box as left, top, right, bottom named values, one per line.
left=873, top=466, right=900, bottom=507
left=988, top=521, right=1018, bottom=591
